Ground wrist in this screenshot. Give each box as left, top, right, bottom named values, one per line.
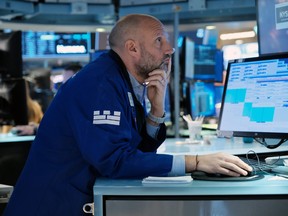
left=185, top=155, right=200, bottom=173
left=32, top=125, right=38, bottom=135
left=185, top=155, right=194, bottom=173
left=147, top=111, right=165, bottom=124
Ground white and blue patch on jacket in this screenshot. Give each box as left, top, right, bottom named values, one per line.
left=93, top=110, right=121, bottom=125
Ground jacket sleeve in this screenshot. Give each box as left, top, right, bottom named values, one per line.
left=137, top=123, right=166, bottom=152
left=66, top=66, right=173, bottom=179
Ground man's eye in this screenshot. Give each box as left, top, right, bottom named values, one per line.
left=156, top=37, right=162, bottom=43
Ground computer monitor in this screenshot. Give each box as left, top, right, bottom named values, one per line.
left=0, top=78, right=28, bottom=126
left=179, top=36, right=224, bottom=82
left=22, top=31, right=91, bottom=61
left=194, top=44, right=224, bottom=82
left=218, top=53, right=288, bottom=141
left=257, top=0, right=288, bottom=55
left=186, top=81, right=216, bottom=119
left=0, top=30, right=28, bottom=126
left=179, top=36, right=195, bottom=81
left=0, top=31, right=23, bottom=79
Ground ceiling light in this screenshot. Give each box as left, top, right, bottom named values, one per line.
left=95, top=28, right=106, bottom=32
left=206, top=25, right=216, bottom=30
left=220, top=31, right=256, bottom=40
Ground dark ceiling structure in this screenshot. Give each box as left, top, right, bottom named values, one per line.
left=0, top=0, right=256, bottom=27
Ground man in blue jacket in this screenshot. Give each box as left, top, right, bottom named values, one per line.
left=4, top=14, right=251, bottom=215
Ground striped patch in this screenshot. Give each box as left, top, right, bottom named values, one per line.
left=93, top=110, right=121, bottom=125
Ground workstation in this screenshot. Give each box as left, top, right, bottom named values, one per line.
left=1, top=0, right=288, bottom=215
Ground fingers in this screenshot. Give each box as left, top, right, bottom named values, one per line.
left=216, top=157, right=252, bottom=176
left=197, top=153, right=253, bottom=177
left=165, top=58, right=172, bottom=80
left=144, top=69, right=168, bottom=87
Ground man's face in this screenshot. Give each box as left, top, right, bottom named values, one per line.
left=134, top=21, right=173, bottom=79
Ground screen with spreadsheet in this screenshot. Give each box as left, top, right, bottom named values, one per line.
left=218, top=53, right=288, bottom=138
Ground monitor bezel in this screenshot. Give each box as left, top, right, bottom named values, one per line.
left=218, top=52, right=288, bottom=139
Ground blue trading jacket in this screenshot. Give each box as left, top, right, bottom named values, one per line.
left=4, top=50, right=173, bottom=216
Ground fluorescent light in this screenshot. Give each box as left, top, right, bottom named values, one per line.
left=206, top=25, right=216, bottom=30
left=95, top=28, right=106, bottom=32
left=220, top=31, right=256, bottom=40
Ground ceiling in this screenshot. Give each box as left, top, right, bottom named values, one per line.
left=0, top=0, right=257, bottom=30
left=0, top=0, right=258, bottom=48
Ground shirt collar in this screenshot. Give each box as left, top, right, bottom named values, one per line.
left=128, top=72, right=145, bottom=103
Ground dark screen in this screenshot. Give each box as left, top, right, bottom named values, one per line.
left=0, top=31, right=23, bottom=79
left=257, top=0, right=288, bottom=55
left=0, top=78, right=28, bottom=126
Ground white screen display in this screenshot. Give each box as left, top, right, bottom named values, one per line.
left=219, top=56, right=288, bottom=137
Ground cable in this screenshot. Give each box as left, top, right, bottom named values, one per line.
left=244, top=150, right=278, bottom=175
left=254, top=138, right=288, bottom=149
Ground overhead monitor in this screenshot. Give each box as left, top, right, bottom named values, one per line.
left=218, top=53, right=288, bottom=141
left=257, top=0, right=288, bottom=55
left=22, top=31, right=91, bottom=60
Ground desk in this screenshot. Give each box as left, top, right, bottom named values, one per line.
left=93, top=175, right=288, bottom=216
left=92, top=137, right=288, bottom=216
left=159, top=137, right=288, bottom=158
left=0, top=184, right=13, bottom=204
left=0, top=134, right=35, bottom=143
left=0, top=184, right=13, bottom=215
left=0, top=134, right=35, bottom=185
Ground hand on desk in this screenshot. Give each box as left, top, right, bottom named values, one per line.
left=11, top=122, right=38, bottom=136
left=185, top=152, right=253, bottom=177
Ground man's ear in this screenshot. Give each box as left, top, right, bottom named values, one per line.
left=125, top=39, right=139, bottom=57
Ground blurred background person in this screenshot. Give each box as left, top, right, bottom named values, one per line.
left=11, top=63, right=82, bottom=136
left=10, top=79, right=43, bottom=136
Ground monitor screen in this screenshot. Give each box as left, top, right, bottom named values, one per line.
left=186, top=81, right=216, bottom=119
left=22, top=31, right=91, bottom=60
left=0, top=78, right=28, bottom=126
left=0, top=31, right=23, bottom=79
left=257, top=0, right=288, bottom=55
left=218, top=53, right=288, bottom=139
left=179, top=36, right=195, bottom=81
left=179, top=37, right=224, bottom=82
left=194, top=44, right=223, bottom=82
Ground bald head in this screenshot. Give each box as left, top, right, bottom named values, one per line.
left=108, top=14, right=173, bottom=82
left=108, top=14, right=163, bottom=51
